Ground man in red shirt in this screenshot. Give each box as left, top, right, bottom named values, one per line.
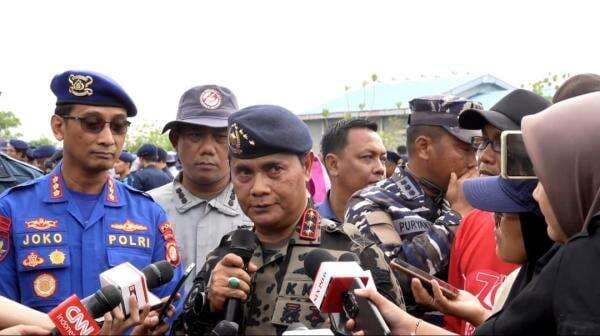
left=444, top=89, right=550, bottom=334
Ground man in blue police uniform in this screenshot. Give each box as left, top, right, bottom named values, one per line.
left=6, top=139, right=29, bottom=163
left=0, top=70, right=183, bottom=316
left=32, top=144, right=56, bottom=173
left=127, top=143, right=172, bottom=191
left=115, top=150, right=136, bottom=183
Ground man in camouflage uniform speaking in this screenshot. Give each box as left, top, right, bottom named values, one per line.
left=176, top=105, right=404, bottom=335
left=345, top=96, right=482, bottom=312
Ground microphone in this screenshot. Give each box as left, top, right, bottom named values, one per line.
left=304, top=249, right=391, bottom=336
left=99, top=260, right=174, bottom=315
left=48, top=285, right=122, bottom=336
left=213, top=229, right=258, bottom=336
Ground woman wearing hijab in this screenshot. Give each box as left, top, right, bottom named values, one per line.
left=409, top=177, right=553, bottom=332
left=344, top=92, right=600, bottom=335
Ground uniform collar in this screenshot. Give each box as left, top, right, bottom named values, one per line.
left=43, top=164, right=126, bottom=207
left=315, top=191, right=340, bottom=223
left=171, top=173, right=239, bottom=216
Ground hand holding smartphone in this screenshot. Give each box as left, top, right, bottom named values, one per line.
left=390, top=259, right=458, bottom=299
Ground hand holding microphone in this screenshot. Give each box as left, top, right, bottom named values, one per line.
left=207, top=230, right=258, bottom=313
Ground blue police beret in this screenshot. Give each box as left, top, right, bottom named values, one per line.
left=156, top=147, right=168, bottom=162
left=9, top=139, right=28, bottom=151
left=50, top=70, right=137, bottom=117
left=136, top=143, right=159, bottom=159
left=228, top=105, right=312, bottom=159
left=25, top=148, right=35, bottom=161
left=119, top=151, right=136, bottom=163
left=32, top=145, right=56, bottom=159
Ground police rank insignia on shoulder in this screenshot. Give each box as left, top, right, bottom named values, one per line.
left=0, top=215, right=11, bottom=262
left=33, top=273, right=57, bottom=298
left=22, top=252, right=45, bottom=268
left=111, top=220, right=148, bottom=232
left=26, top=218, right=58, bottom=231
left=299, top=208, right=320, bottom=241
left=199, top=88, right=222, bottom=110
left=50, top=175, right=63, bottom=199
left=68, top=74, right=94, bottom=97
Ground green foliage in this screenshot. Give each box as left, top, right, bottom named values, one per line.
left=28, top=136, right=56, bottom=147
left=523, top=72, right=569, bottom=101
left=378, top=116, right=407, bottom=150
left=125, top=121, right=174, bottom=152
left=0, top=111, right=22, bottom=139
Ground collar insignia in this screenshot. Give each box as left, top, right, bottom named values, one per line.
left=106, top=178, right=118, bottom=203
left=26, top=218, right=58, bottom=231
left=299, top=208, right=320, bottom=241
left=68, top=74, right=94, bottom=97
left=111, top=220, right=148, bottom=232
left=50, top=175, right=63, bottom=199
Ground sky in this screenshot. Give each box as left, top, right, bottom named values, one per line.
left=0, top=0, right=599, bottom=140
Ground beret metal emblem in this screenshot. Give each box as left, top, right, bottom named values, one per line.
left=68, top=74, right=94, bottom=97
left=228, top=123, right=255, bottom=155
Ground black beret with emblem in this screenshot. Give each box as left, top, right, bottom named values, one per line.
left=50, top=70, right=138, bottom=117
left=162, top=85, right=238, bottom=133
left=408, top=95, right=482, bottom=143
left=228, top=105, right=312, bottom=159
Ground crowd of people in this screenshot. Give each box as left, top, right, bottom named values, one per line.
left=0, top=69, right=599, bottom=335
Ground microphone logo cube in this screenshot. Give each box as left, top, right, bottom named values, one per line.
left=100, top=262, right=149, bottom=315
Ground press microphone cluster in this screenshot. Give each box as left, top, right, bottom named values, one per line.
left=100, top=260, right=174, bottom=315
left=304, top=249, right=391, bottom=336
left=48, top=284, right=122, bottom=336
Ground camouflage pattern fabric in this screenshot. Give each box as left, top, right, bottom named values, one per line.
left=177, top=214, right=404, bottom=335
left=345, top=164, right=460, bottom=309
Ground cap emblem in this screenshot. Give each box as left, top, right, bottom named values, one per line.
left=228, top=123, right=256, bottom=156
left=199, top=88, right=222, bottom=110
left=68, top=74, right=94, bottom=97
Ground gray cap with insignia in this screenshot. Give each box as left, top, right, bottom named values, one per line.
left=408, top=95, right=482, bottom=143
left=162, top=85, right=238, bottom=132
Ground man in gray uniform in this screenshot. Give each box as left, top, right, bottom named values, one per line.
left=149, top=85, right=251, bottom=290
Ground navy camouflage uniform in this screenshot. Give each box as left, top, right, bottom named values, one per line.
left=177, top=105, right=404, bottom=335
left=345, top=96, right=482, bottom=310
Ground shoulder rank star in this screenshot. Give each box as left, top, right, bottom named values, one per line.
left=299, top=208, right=321, bottom=241
left=68, top=74, right=94, bottom=97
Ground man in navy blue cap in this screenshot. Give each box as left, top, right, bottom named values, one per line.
left=32, top=144, right=56, bottom=172
left=149, top=85, right=251, bottom=293
left=177, top=105, right=404, bottom=335
left=114, top=150, right=135, bottom=182
left=127, top=143, right=172, bottom=191
left=0, top=70, right=183, bottom=334
left=6, top=139, right=29, bottom=162
left=345, top=95, right=482, bottom=318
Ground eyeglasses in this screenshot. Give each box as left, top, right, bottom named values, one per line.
left=471, top=136, right=501, bottom=152
left=494, top=212, right=504, bottom=228
left=62, top=115, right=131, bottom=135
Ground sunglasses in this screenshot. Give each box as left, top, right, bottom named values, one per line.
left=471, top=136, right=501, bottom=153
left=62, top=115, right=131, bottom=135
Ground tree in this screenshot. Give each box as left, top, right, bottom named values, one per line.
left=521, top=73, right=569, bottom=101
left=28, top=136, right=56, bottom=147
left=378, top=116, right=407, bottom=150
left=0, top=111, right=22, bottom=139
left=125, top=121, right=174, bottom=153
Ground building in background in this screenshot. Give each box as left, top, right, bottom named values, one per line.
left=300, top=74, right=516, bottom=152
